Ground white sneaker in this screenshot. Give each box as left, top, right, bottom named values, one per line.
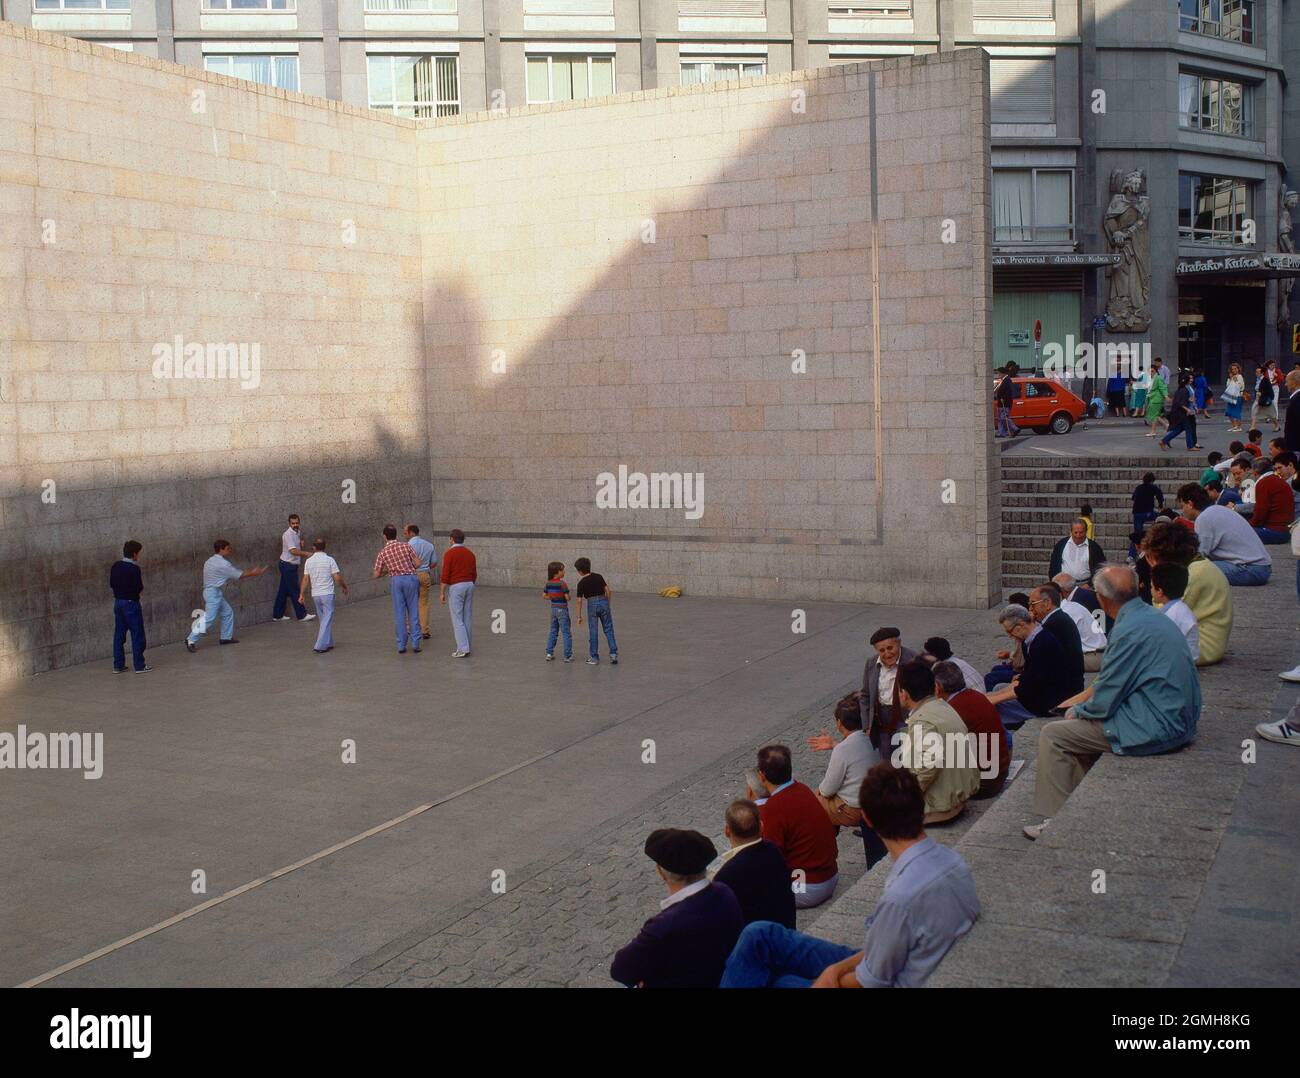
left=1256, top=720, right=1300, bottom=746
left=1023, top=819, right=1051, bottom=841
left=452, top=651, right=469, bottom=658
left=1278, top=666, right=1300, bottom=683
left=273, top=616, right=292, bottom=622
left=302, top=614, right=317, bottom=622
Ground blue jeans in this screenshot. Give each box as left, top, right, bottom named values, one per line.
left=547, top=604, right=572, bottom=658
left=721, top=921, right=857, bottom=989
left=112, top=598, right=147, bottom=670
left=1254, top=526, right=1289, bottom=545
left=1210, top=559, right=1271, bottom=586
left=313, top=594, right=335, bottom=650
left=984, top=663, right=1015, bottom=692
left=188, top=585, right=234, bottom=643
left=1160, top=418, right=1195, bottom=448
left=273, top=560, right=306, bottom=619
left=991, top=685, right=1039, bottom=731
left=448, top=580, right=474, bottom=653
left=390, top=575, right=420, bottom=650
left=585, top=597, right=617, bottom=660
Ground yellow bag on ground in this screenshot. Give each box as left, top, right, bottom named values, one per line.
left=658, top=585, right=683, bottom=598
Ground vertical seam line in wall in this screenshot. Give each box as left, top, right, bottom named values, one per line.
left=868, top=70, right=884, bottom=545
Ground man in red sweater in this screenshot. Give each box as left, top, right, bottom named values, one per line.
left=933, top=661, right=1009, bottom=799
left=749, top=744, right=839, bottom=909
left=1251, top=455, right=1295, bottom=544
left=439, top=528, right=478, bottom=657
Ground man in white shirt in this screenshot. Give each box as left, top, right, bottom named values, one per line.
left=299, top=538, right=348, bottom=653
left=1049, top=520, right=1104, bottom=583
left=1057, top=591, right=1108, bottom=671
left=273, top=514, right=316, bottom=623
left=186, top=540, right=268, bottom=651
left=920, top=637, right=985, bottom=692
left=808, top=692, right=879, bottom=826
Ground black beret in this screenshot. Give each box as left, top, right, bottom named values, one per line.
left=644, top=828, right=717, bottom=875
left=869, top=627, right=901, bottom=645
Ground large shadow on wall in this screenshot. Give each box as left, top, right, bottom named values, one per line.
left=418, top=54, right=995, bottom=605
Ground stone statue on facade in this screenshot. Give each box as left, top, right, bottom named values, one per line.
left=1103, top=168, right=1152, bottom=332
left=1276, top=188, right=1297, bottom=331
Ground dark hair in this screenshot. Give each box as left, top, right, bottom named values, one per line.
left=1271, top=437, right=1286, bottom=451
left=406, top=523, right=420, bottom=535
left=932, top=660, right=966, bottom=696
left=858, top=763, right=925, bottom=841
left=833, top=691, right=862, bottom=732
left=1151, top=561, right=1189, bottom=600
left=897, top=659, right=936, bottom=704
left=1206, top=453, right=1222, bottom=466
left=922, top=636, right=953, bottom=661
left=1248, top=429, right=1262, bottom=441
left=1205, top=478, right=1223, bottom=493
left=383, top=525, right=397, bottom=540
left=123, top=540, right=142, bottom=558
left=1143, top=471, right=1156, bottom=483
left=1229, top=457, right=1250, bottom=473
left=450, top=529, right=465, bottom=544
left=1178, top=483, right=1211, bottom=511
left=1276, top=451, right=1298, bottom=469
left=1229, top=441, right=1245, bottom=455
left=725, top=800, right=762, bottom=840
left=574, top=557, right=592, bottom=573
left=1142, top=519, right=1199, bottom=567
left=1079, top=503, right=1093, bottom=516
left=547, top=561, right=564, bottom=579
left=1008, top=591, right=1030, bottom=607
left=213, top=539, right=230, bottom=553
left=757, top=744, right=792, bottom=785
left=313, top=537, right=327, bottom=550
left=288, top=513, right=299, bottom=522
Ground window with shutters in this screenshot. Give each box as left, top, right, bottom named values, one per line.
left=989, top=57, right=1055, bottom=124
left=826, top=2, right=911, bottom=14
left=365, top=0, right=457, bottom=11
left=993, top=168, right=1073, bottom=244
left=678, top=0, right=766, bottom=16
left=523, top=0, right=614, bottom=13
left=205, top=54, right=300, bottom=91
left=973, top=0, right=1053, bottom=18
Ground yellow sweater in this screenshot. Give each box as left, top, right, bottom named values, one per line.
left=1183, top=557, right=1233, bottom=665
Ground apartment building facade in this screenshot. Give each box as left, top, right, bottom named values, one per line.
left=5, top=0, right=1297, bottom=380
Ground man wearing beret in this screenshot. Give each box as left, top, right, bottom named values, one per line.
left=722, top=765, right=979, bottom=988
left=610, top=828, right=745, bottom=988
left=860, top=627, right=917, bottom=754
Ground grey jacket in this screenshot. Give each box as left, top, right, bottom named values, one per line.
left=859, top=646, right=918, bottom=744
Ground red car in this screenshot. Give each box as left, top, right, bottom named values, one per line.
left=997, top=376, right=1087, bottom=435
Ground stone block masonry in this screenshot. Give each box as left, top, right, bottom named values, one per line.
left=0, top=21, right=996, bottom=685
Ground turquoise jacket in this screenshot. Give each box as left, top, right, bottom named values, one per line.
left=1076, top=598, right=1200, bottom=755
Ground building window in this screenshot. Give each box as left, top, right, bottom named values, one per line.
left=973, top=0, right=1052, bottom=17
left=1178, top=0, right=1255, bottom=45
left=33, top=0, right=131, bottom=8
left=989, top=57, right=1055, bottom=124
left=365, top=0, right=455, bottom=8
left=367, top=54, right=459, bottom=117
left=1178, top=72, right=1251, bottom=135
left=202, top=0, right=294, bottom=8
left=680, top=58, right=767, bottom=85
left=993, top=168, right=1073, bottom=244
left=1178, top=173, right=1253, bottom=244
left=826, top=2, right=911, bottom=13
left=204, top=54, right=300, bottom=91
left=526, top=55, right=614, bottom=103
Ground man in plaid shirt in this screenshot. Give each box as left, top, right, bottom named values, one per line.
left=372, top=524, right=422, bottom=654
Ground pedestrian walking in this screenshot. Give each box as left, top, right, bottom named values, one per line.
left=272, top=514, right=315, bottom=624
left=300, top=538, right=347, bottom=653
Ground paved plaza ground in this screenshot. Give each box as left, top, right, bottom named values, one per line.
left=1002, top=410, right=1274, bottom=459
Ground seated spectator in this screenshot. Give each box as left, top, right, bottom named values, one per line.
left=1205, top=478, right=1238, bottom=507
left=1273, top=451, right=1300, bottom=520
left=1032, top=581, right=1099, bottom=676
left=1177, top=483, right=1272, bottom=586
left=933, top=660, right=1009, bottom=799
left=1052, top=574, right=1099, bottom=615
left=1229, top=457, right=1256, bottom=508
left=1269, top=436, right=1287, bottom=462
left=1142, top=520, right=1232, bottom=667
left=1250, top=454, right=1295, bottom=543
left=721, top=765, right=979, bottom=988
left=859, top=627, right=917, bottom=755
left=711, top=800, right=796, bottom=930
left=1131, top=471, right=1164, bottom=534
left=1245, top=430, right=1263, bottom=457
left=984, top=591, right=1031, bottom=690
left=1049, top=519, right=1106, bottom=582
left=749, top=745, right=839, bottom=909
left=611, top=828, right=744, bottom=987
left=1151, top=562, right=1199, bottom=663
left=987, top=604, right=1074, bottom=730
left=919, top=636, right=984, bottom=692
left=893, top=659, right=981, bottom=824
left=1199, top=452, right=1224, bottom=487
left=1024, top=566, right=1200, bottom=840
left=807, top=692, right=879, bottom=828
